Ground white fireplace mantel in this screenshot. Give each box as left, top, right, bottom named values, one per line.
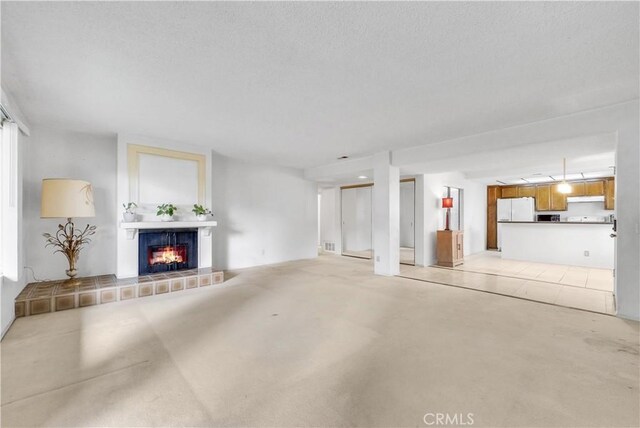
left=120, top=221, right=218, bottom=240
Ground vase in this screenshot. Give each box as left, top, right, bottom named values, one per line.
left=196, top=214, right=208, bottom=222
left=123, top=212, right=136, bottom=222
left=159, top=214, right=174, bottom=222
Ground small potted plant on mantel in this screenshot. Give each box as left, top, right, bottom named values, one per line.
left=192, top=204, right=212, bottom=221
left=122, top=202, right=137, bottom=222
left=157, top=203, right=178, bottom=222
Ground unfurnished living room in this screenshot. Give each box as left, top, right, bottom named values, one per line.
left=1, top=2, right=639, bottom=427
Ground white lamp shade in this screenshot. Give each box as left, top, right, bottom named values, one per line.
left=41, top=179, right=96, bottom=218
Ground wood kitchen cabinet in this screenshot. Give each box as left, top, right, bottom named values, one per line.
left=550, top=184, right=568, bottom=211
left=437, top=230, right=464, bottom=267
left=605, top=178, right=615, bottom=210
left=585, top=180, right=605, bottom=196
left=517, top=186, right=536, bottom=198
left=500, top=186, right=518, bottom=198
left=535, top=184, right=551, bottom=211
left=568, top=182, right=585, bottom=196
left=486, top=186, right=500, bottom=249
left=535, top=183, right=567, bottom=211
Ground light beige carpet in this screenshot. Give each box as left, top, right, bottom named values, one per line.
left=1, top=254, right=638, bottom=427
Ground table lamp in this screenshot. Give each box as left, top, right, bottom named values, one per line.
left=41, top=179, right=96, bottom=284
left=442, top=197, right=453, bottom=230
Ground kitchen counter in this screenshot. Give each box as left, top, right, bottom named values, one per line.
left=498, top=221, right=613, bottom=225
left=499, top=222, right=613, bottom=269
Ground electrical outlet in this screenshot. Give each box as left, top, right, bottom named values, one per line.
left=376, top=256, right=380, bottom=262
left=584, top=250, right=589, bottom=257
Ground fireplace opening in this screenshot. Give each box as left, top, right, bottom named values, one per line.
left=139, top=229, right=198, bottom=275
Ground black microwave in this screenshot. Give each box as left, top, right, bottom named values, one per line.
left=537, top=214, right=560, bottom=222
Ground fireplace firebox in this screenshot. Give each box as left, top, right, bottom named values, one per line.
left=138, top=229, right=198, bottom=275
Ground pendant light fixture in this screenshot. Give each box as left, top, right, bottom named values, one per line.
left=557, top=157, right=572, bottom=194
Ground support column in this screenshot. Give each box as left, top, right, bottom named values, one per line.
left=373, top=151, right=400, bottom=276
left=615, top=103, right=640, bottom=320
left=414, top=175, right=427, bottom=267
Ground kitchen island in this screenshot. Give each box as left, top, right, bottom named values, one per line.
left=498, top=221, right=614, bottom=269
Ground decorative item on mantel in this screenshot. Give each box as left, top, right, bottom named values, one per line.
left=156, top=203, right=178, bottom=221
left=192, top=204, right=212, bottom=221
left=122, top=202, right=137, bottom=222
left=41, top=179, right=96, bottom=286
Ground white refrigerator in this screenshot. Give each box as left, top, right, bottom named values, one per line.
left=497, top=197, right=535, bottom=250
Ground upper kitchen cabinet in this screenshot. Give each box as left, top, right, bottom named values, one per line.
left=501, top=186, right=518, bottom=198
left=517, top=186, right=536, bottom=198
left=535, top=185, right=551, bottom=211
left=534, top=184, right=567, bottom=211
left=550, top=184, right=568, bottom=210
left=605, top=178, right=615, bottom=210
left=585, top=180, right=605, bottom=196
left=568, top=182, right=585, bottom=196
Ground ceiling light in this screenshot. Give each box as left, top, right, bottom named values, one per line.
left=337, top=155, right=349, bottom=160
left=558, top=157, right=572, bottom=194
left=358, top=175, right=368, bottom=179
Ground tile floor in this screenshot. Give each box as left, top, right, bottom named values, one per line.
left=399, top=252, right=615, bottom=315
left=454, top=251, right=614, bottom=291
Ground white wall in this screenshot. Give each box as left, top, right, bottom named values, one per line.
left=23, top=127, right=117, bottom=281
left=211, top=153, right=318, bottom=270
left=319, top=187, right=340, bottom=252
left=416, top=172, right=487, bottom=266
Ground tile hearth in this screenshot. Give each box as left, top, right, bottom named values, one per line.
left=15, top=268, right=224, bottom=317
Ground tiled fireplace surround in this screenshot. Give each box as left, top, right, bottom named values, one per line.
left=16, top=137, right=225, bottom=318
left=15, top=268, right=224, bottom=317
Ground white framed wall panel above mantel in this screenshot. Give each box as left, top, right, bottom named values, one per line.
left=127, top=144, right=206, bottom=207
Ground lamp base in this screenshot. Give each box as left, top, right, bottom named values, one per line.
left=61, top=278, right=82, bottom=288
left=43, top=218, right=97, bottom=290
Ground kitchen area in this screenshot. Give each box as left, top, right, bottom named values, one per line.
left=474, top=171, right=616, bottom=313
left=488, top=175, right=615, bottom=270
left=398, top=168, right=617, bottom=315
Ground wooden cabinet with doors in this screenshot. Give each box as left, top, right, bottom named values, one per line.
left=605, top=178, right=615, bottom=210
left=585, top=180, right=605, bottom=196
left=550, top=184, right=568, bottom=211
left=486, top=185, right=501, bottom=249
left=517, top=185, right=536, bottom=198
left=568, top=182, right=585, bottom=196
left=500, top=186, right=518, bottom=198
left=437, top=230, right=464, bottom=267
left=535, top=184, right=551, bottom=211
left=535, top=183, right=567, bottom=211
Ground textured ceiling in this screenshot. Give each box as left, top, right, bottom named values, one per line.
left=2, top=2, right=638, bottom=168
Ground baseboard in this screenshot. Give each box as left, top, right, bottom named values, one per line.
left=1, top=316, right=16, bottom=341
